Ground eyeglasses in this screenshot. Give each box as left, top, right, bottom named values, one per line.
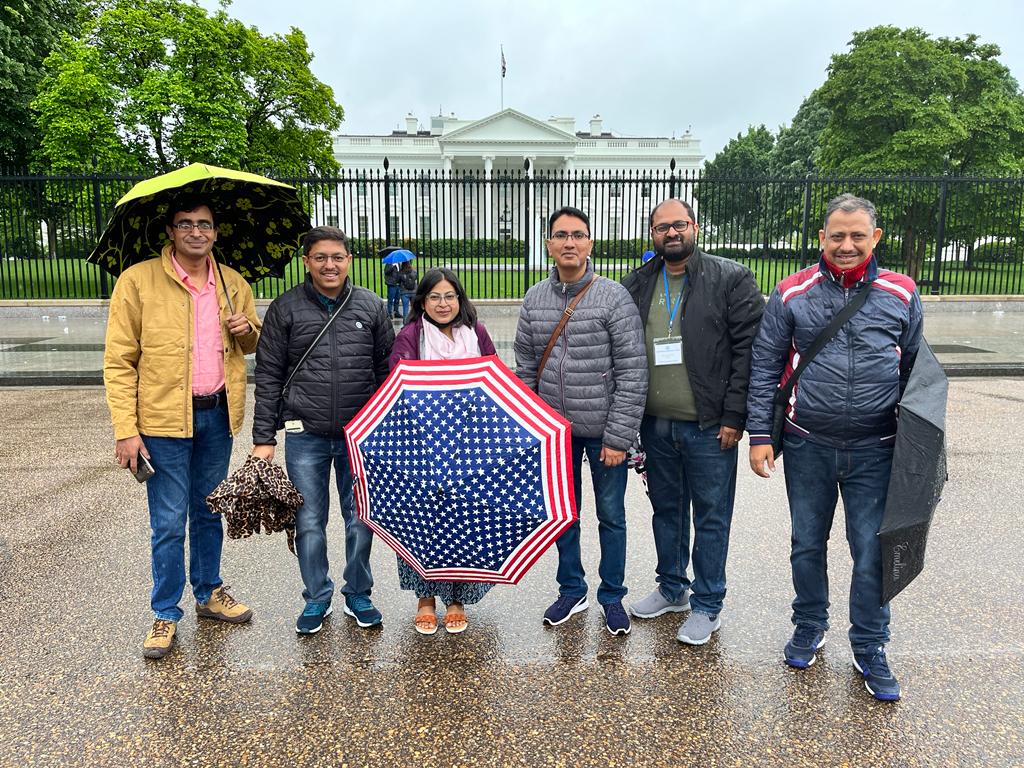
left=172, top=221, right=215, bottom=232
left=550, top=230, right=590, bottom=242
left=307, top=254, right=349, bottom=265
left=652, top=220, right=694, bottom=234
left=426, top=292, right=458, bottom=304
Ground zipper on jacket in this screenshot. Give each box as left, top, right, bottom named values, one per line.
left=559, top=281, right=568, bottom=416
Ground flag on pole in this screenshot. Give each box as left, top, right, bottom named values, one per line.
left=501, top=47, right=507, bottom=78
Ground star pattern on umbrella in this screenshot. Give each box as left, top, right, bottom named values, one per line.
left=359, top=386, right=546, bottom=571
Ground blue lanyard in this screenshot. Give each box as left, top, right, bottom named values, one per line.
left=662, top=267, right=688, bottom=337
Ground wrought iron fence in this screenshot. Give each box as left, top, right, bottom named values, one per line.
left=1, top=168, right=1021, bottom=299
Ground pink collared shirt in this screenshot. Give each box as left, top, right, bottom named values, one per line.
left=172, top=254, right=226, bottom=395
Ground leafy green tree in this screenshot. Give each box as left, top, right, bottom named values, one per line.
left=816, top=26, right=1024, bottom=281
left=697, top=125, right=776, bottom=246
left=0, top=0, right=78, bottom=167
left=769, top=91, right=829, bottom=176
left=32, top=0, right=343, bottom=175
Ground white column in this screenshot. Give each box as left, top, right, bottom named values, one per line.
left=483, top=156, right=494, bottom=237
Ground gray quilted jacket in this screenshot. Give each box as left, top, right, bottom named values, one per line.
left=515, top=262, right=648, bottom=450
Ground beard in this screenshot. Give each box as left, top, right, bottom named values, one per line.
left=655, top=235, right=695, bottom=263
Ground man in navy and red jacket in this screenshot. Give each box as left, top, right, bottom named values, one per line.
left=746, top=193, right=922, bottom=702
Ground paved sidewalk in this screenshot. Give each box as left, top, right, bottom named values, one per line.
left=1, top=297, right=1023, bottom=385
left=1, top=379, right=1022, bottom=766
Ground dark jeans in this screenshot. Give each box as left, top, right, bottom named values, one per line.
left=782, top=434, right=894, bottom=651
left=386, top=285, right=401, bottom=316
left=142, top=403, right=232, bottom=621
left=640, top=415, right=737, bottom=616
left=554, top=436, right=628, bottom=606
left=285, top=431, right=373, bottom=604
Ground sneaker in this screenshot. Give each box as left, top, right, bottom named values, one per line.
left=196, top=585, right=253, bottom=624
left=143, top=619, right=177, bottom=659
left=784, top=625, right=827, bottom=669
left=629, top=588, right=690, bottom=619
left=542, top=594, right=589, bottom=626
left=677, top=611, right=721, bottom=645
left=604, top=601, right=631, bottom=636
left=853, top=646, right=902, bottom=701
left=296, top=601, right=333, bottom=635
left=343, top=594, right=382, bottom=628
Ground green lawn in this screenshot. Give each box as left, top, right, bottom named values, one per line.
left=2, top=255, right=1021, bottom=300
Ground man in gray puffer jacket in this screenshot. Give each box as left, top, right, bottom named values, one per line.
left=515, top=206, right=647, bottom=636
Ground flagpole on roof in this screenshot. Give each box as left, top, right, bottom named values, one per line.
left=500, top=45, right=506, bottom=110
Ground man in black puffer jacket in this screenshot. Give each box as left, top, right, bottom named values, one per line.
left=621, top=198, right=764, bottom=647
left=252, top=226, right=394, bottom=635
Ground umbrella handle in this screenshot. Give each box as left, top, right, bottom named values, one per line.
left=214, top=259, right=236, bottom=315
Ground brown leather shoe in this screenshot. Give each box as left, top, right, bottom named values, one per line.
left=196, top=585, right=253, bottom=624
left=143, top=619, right=177, bottom=659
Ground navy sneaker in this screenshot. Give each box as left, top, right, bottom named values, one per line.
left=604, top=601, right=631, bottom=636
left=784, top=625, right=826, bottom=668
left=542, top=594, right=589, bottom=626
left=343, top=594, right=382, bottom=628
left=853, top=646, right=902, bottom=701
left=296, top=601, right=332, bottom=635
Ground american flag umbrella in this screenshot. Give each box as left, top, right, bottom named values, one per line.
left=344, top=356, right=577, bottom=584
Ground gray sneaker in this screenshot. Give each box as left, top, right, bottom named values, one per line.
left=629, top=588, right=691, bottom=619
left=677, top=612, right=721, bottom=645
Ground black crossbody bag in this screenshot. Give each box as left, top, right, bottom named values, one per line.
left=275, top=286, right=354, bottom=429
left=771, top=285, right=873, bottom=457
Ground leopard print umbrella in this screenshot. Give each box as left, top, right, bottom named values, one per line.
left=207, top=455, right=302, bottom=554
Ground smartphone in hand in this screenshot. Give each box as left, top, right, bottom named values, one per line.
left=131, top=454, right=156, bottom=483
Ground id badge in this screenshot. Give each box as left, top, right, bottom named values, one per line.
left=284, top=419, right=305, bottom=433
left=653, top=337, right=683, bottom=366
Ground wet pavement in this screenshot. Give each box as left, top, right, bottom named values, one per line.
left=1, top=297, right=1024, bottom=384
left=2, top=368, right=1023, bottom=765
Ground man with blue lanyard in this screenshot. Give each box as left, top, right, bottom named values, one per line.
left=622, top=199, right=764, bottom=645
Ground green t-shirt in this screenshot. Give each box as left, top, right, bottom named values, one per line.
left=645, top=270, right=698, bottom=421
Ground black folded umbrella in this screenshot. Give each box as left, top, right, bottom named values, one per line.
left=878, top=342, right=948, bottom=603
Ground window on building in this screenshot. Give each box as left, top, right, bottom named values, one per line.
left=641, top=183, right=651, bottom=198
left=609, top=217, right=621, bottom=239
left=326, top=215, right=339, bottom=228
left=419, top=178, right=431, bottom=198
left=419, top=216, right=431, bottom=239
left=358, top=215, right=369, bottom=236
left=581, top=184, right=590, bottom=198
left=464, top=214, right=475, bottom=238
left=388, top=215, right=399, bottom=234
left=357, top=180, right=367, bottom=197
left=609, top=183, right=622, bottom=198
left=387, top=180, right=397, bottom=197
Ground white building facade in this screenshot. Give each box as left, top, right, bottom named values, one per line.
left=328, top=109, right=704, bottom=264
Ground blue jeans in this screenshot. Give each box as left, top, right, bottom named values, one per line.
left=782, top=435, right=894, bottom=651
left=400, top=292, right=412, bottom=320
left=554, top=436, right=628, bottom=606
left=142, top=404, right=232, bottom=621
left=285, top=430, right=373, bottom=604
left=386, top=285, right=401, bottom=316
left=640, top=415, right=737, bottom=616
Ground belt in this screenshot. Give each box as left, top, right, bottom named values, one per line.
left=193, top=390, right=226, bottom=410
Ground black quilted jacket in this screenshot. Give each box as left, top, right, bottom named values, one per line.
left=253, top=276, right=394, bottom=444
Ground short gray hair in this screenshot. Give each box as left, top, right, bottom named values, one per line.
left=824, top=193, right=877, bottom=229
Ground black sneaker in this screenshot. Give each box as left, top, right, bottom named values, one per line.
left=784, top=625, right=826, bottom=668
left=343, top=594, right=382, bottom=628
left=542, top=594, right=588, bottom=626
left=604, top=601, right=631, bottom=636
left=296, top=601, right=332, bottom=634
left=853, top=646, right=901, bottom=701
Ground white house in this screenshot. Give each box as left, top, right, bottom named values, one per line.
left=327, top=108, right=704, bottom=264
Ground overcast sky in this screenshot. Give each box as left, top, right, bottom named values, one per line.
left=202, top=0, right=1023, bottom=161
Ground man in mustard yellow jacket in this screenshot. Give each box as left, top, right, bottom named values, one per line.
left=104, top=194, right=262, bottom=659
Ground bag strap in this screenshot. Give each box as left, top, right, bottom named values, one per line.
left=281, top=283, right=355, bottom=399
left=536, top=276, right=599, bottom=385
left=776, top=282, right=874, bottom=403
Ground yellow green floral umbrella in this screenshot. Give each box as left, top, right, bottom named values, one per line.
left=88, top=163, right=310, bottom=282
